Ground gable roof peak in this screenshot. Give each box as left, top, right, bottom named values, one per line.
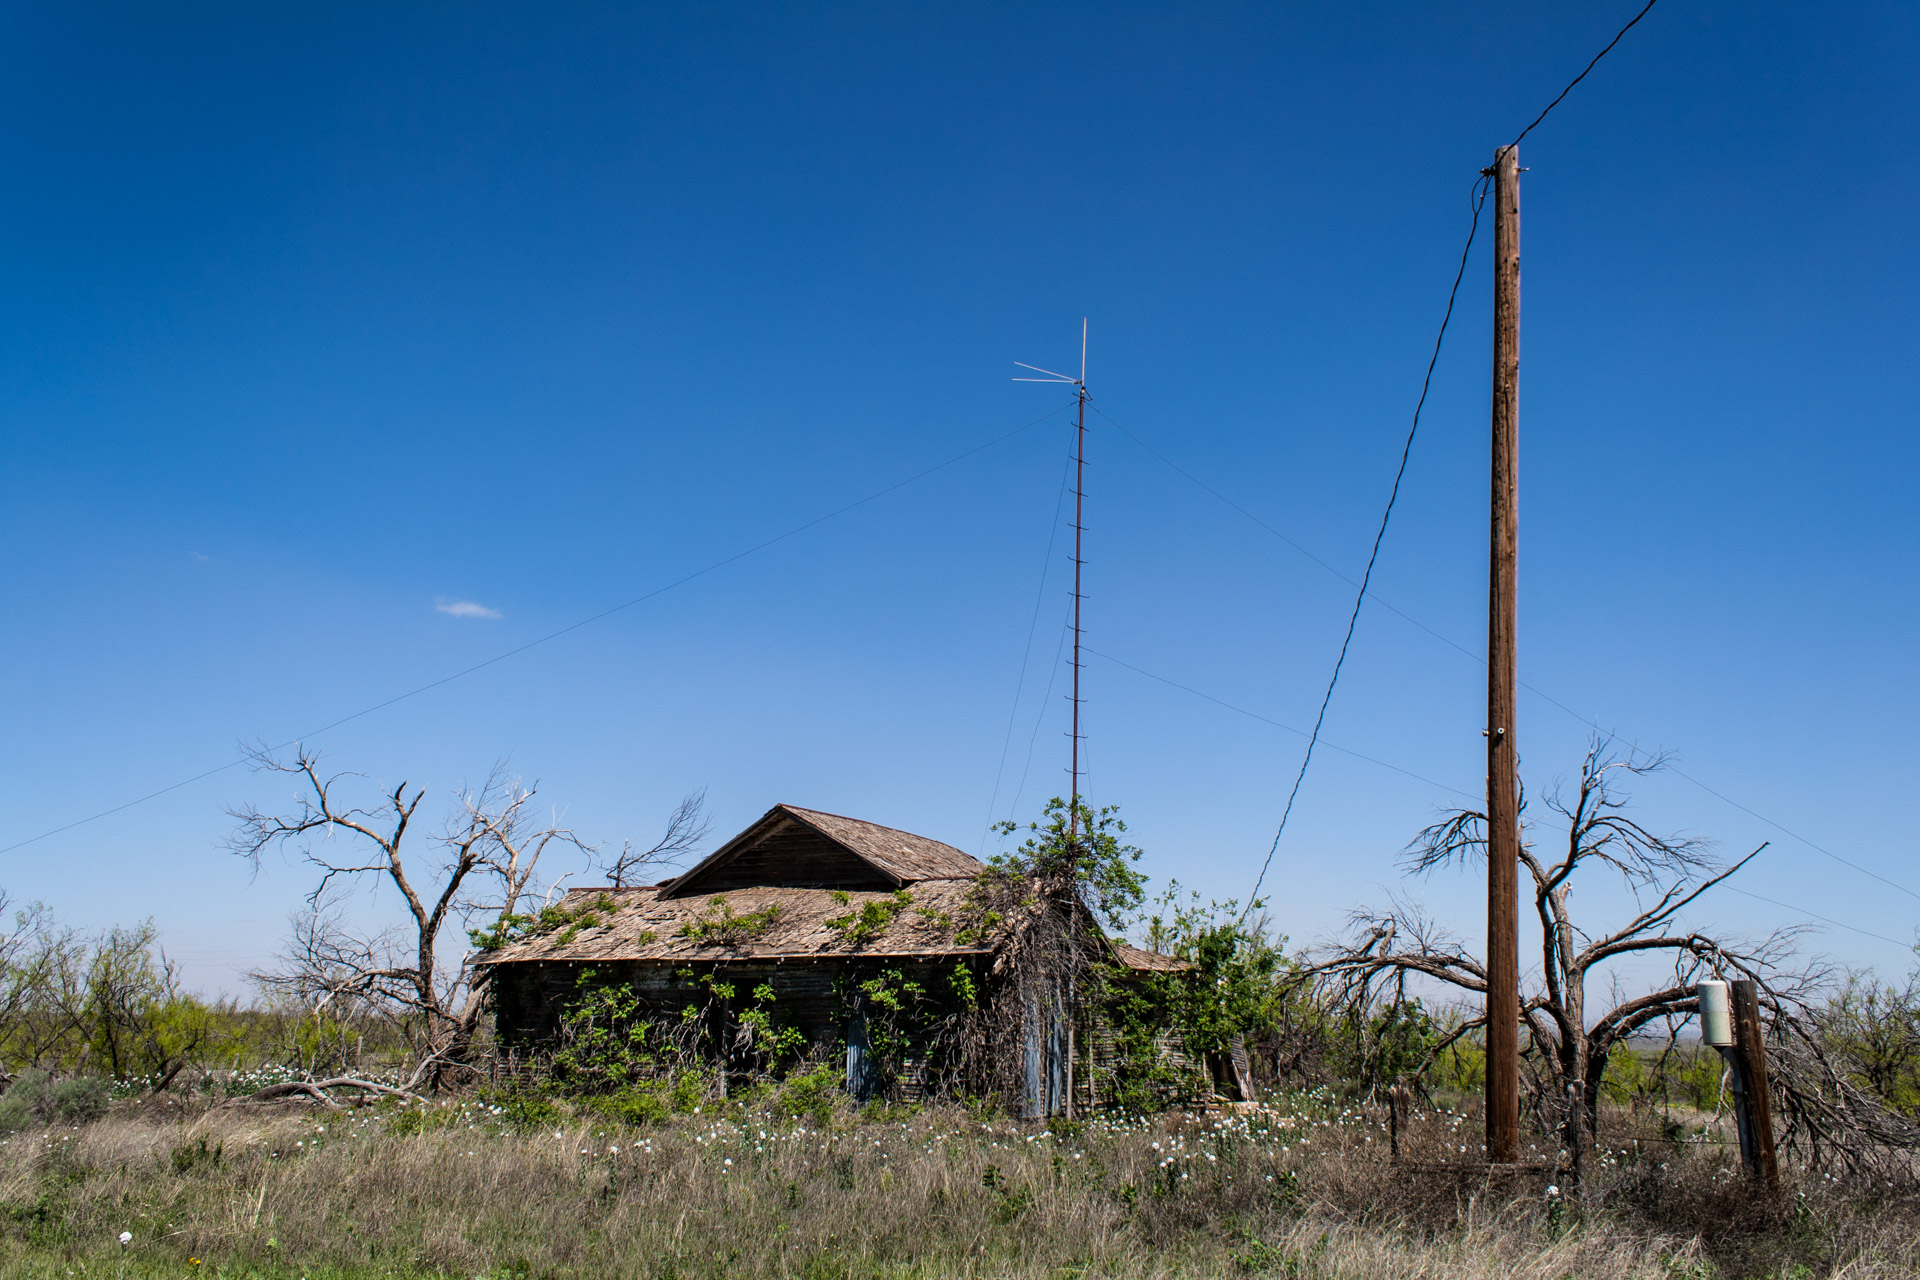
left=664, top=802, right=985, bottom=897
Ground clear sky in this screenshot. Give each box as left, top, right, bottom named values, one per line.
left=3, top=2, right=1915, bottom=995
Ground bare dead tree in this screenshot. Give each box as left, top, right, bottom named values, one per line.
left=1769, top=973, right=1920, bottom=1179
left=0, top=900, right=93, bottom=1075
left=601, top=788, right=710, bottom=888
left=230, top=746, right=589, bottom=1090
left=251, top=895, right=409, bottom=1074
left=1316, top=738, right=1813, bottom=1183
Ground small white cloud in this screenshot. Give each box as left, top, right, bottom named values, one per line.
left=190, top=551, right=209, bottom=562
left=435, top=597, right=501, bottom=620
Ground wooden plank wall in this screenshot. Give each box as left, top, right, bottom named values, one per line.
left=673, top=822, right=896, bottom=895
left=491, top=957, right=966, bottom=1065
left=491, top=958, right=1218, bottom=1112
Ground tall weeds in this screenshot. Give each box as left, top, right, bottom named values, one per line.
left=2, top=1095, right=1916, bottom=1279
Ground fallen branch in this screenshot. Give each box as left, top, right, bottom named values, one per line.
left=147, top=1059, right=191, bottom=1098
left=231, top=1077, right=421, bottom=1108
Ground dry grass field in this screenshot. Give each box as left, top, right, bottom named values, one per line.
left=1, top=1091, right=1914, bottom=1280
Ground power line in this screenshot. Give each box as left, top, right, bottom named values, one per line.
left=1094, top=634, right=1917, bottom=949
left=1724, top=887, right=1912, bottom=950
left=1509, top=0, right=1664, bottom=151
left=1116, top=0, right=1916, bottom=921
left=2, top=403, right=1076, bottom=857
left=1662, top=769, right=1920, bottom=906
left=1084, top=646, right=1476, bottom=802
left=1096, top=411, right=1482, bottom=663
left=1106, top=414, right=1920, bottom=907
left=1237, top=173, right=1493, bottom=917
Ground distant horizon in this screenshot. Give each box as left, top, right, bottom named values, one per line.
left=3, top=1, right=1916, bottom=996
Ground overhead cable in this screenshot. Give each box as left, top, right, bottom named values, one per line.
left=1108, top=416, right=1920, bottom=908
left=1085, top=646, right=1476, bottom=802
left=1232, top=173, right=1492, bottom=918
left=1725, top=887, right=1912, bottom=949
left=2, top=402, right=1076, bottom=857
left=1509, top=0, right=1664, bottom=151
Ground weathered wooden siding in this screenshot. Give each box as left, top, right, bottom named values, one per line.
left=490, top=956, right=972, bottom=1070
left=669, top=820, right=897, bottom=896
left=492, top=960, right=1216, bottom=1114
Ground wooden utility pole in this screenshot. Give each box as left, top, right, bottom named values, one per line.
left=1485, top=143, right=1522, bottom=1166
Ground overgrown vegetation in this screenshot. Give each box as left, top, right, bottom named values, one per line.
left=0, top=894, right=413, bottom=1090
left=825, top=889, right=914, bottom=947
left=0, top=1069, right=108, bottom=1132
left=7, top=769, right=1920, bottom=1275
left=470, top=892, right=620, bottom=953
left=676, top=896, right=785, bottom=947
left=3, top=1092, right=1918, bottom=1279
left=1313, top=739, right=1920, bottom=1186
left=986, top=796, right=1147, bottom=932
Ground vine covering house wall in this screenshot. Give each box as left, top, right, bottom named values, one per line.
left=478, top=803, right=1189, bottom=1114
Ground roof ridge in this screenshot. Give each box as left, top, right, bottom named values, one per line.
left=777, top=803, right=968, bottom=851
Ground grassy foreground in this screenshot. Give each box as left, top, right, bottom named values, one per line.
left=1, top=1091, right=1914, bottom=1280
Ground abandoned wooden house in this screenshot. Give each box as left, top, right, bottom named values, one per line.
left=479, top=803, right=1188, bottom=1115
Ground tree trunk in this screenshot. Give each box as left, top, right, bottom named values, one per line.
left=1561, top=1022, right=1593, bottom=1190
left=1566, top=1058, right=1590, bottom=1191
left=1582, top=1047, right=1608, bottom=1141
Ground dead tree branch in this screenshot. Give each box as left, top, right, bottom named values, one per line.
left=1315, top=737, right=1820, bottom=1183
left=602, top=788, right=711, bottom=888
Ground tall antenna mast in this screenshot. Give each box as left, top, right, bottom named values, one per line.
left=1014, top=319, right=1090, bottom=846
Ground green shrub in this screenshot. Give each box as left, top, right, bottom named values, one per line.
left=489, top=1092, right=562, bottom=1132
left=1430, top=1035, right=1486, bottom=1095
left=581, top=1071, right=709, bottom=1127
left=824, top=891, right=913, bottom=947
left=771, top=1060, right=845, bottom=1127
left=677, top=897, right=783, bottom=946
left=383, top=1098, right=462, bottom=1136
left=0, top=1071, right=110, bottom=1131
left=585, top=1087, right=669, bottom=1126
left=470, top=893, right=620, bottom=952
left=550, top=973, right=676, bottom=1091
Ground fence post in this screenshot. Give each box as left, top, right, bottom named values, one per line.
left=1728, top=980, right=1780, bottom=1195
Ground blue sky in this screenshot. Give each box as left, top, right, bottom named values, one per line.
left=2, top=1, right=1915, bottom=993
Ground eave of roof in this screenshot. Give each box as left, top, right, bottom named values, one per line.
left=1108, top=941, right=1191, bottom=973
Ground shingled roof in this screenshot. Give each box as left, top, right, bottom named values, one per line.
left=780, top=805, right=985, bottom=880
left=477, top=880, right=1185, bottom=973
left=1109, top=941, right=1191, bottom=973
left=477, top=880, right=987, bottom=966
left=476, top=804, right=1187, bottom=973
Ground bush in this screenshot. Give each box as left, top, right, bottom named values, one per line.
left=383, top=1098, right=464, bottom=1137
left=768, top=1060, right=844, bottom=1127
left=580, top=1071, right=710, bottom=1127
left=0, top=1070, right=111, bottom=1131
left=486, top=1091, right=562, bottom=1133
left=582, top=1088, right=669, bottom=1126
